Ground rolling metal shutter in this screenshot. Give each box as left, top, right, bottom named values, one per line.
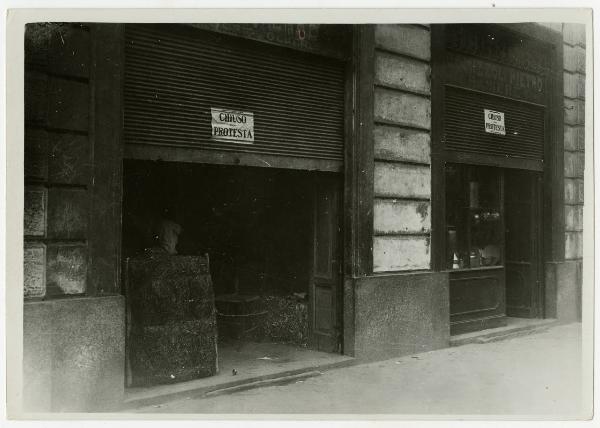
left=444, top=86, right=545, bottom=162
left=124, top=25, right=345, bottom=164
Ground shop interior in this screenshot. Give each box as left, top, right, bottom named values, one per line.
left=122, top=159, right=344, bottom=388
left=445, top=164, right=503, bottom=271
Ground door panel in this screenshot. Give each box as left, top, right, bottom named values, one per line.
left=505, top=170, right=542, bottom=318
left=449, top=268, right=506, bottom=334
left=314, top=286, right=334, bottom=331
left=450, top=271, right=504, bottom=317
left=310, top=176, right=341, bottom=353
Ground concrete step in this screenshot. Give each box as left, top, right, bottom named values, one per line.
left=121, top=356, right=355, bottom=410
left=450, top=318, right=559, bottom=347
left=204, top=370, right=323, bottom=398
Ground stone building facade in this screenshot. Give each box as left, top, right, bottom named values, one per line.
left=21, top=22, right=586, bottom=412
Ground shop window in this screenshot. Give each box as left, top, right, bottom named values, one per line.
left=445, top=164, right=503, bottom=270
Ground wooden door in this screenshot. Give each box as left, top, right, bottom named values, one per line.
left=505, top=170, right=543, bottom=318
left=310, top=175, right=342, bottom=353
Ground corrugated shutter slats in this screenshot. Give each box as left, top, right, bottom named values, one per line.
left=444, top=86, right=545, bottom=161
left=124, top=25, right=346, bottom=162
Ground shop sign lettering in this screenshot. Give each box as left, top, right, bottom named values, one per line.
left=211, top=108, right=254, bottom=144
left=446, top=52, right=545, bottom=103
left=446, top=24, right=551, bottom=74
left=190, top=24, right=351, bottom=60
left=484, top=109, right=506, bottom=135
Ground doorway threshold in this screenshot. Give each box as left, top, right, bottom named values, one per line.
left=122, top=341, right=354, bottom=410
left=450, top=317, right=559, bottom=347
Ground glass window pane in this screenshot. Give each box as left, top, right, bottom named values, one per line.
left=446, top=164, right=503, bottom=270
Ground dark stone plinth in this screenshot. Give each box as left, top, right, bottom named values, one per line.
left=23, top=295, right=125, bottom=413
left=347, top=271, right=450, bottom=360
left=545, top=260, right=582, bottom=322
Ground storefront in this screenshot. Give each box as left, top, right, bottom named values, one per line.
left=120, top=24, right=351, bottom=384
left=20, top=21, right=585, bottom=412
left=430, top=24, right=563, bottom=334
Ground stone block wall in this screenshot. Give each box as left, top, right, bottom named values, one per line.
left=538, top=22, right=586, bottom=321
left=562, top=23, right=585, bottom=263
left=22, top=24, right=126, bottom=413
left=562, top=23, right=585, bottom=320
left=372, top=25, right=432, bottom=272
left=24, top=24, right=92, bottom=298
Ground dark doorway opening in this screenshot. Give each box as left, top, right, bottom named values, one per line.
left=122, top=159, right=342, bottom=387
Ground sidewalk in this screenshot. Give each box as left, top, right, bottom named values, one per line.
left=130, top=323, right=587, bottom=417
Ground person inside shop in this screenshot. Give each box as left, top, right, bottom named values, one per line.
left=147, top=207, right=183, bottom=256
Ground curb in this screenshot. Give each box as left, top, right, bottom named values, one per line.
left=121, top=357, right=356, bottom=410
left=474, top=325, right=553, bottom=344
left=204, top=370, right=323, bottom=398
left=450, top=319, right=560, bottom=347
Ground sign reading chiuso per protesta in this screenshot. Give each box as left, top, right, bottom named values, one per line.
left=483, top=109, right=506, bottom=135
left=211, top=108, right=254, bottom=144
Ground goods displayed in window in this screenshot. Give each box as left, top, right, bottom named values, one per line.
left=446, top=164, right=503, bottom=270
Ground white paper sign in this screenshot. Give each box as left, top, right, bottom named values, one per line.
left=483, top=109, right=506, bottom=135
left=211, top=108, right=254, bottom=144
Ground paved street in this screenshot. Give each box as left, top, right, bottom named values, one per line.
left=133, top=323, right=587, bottom=417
